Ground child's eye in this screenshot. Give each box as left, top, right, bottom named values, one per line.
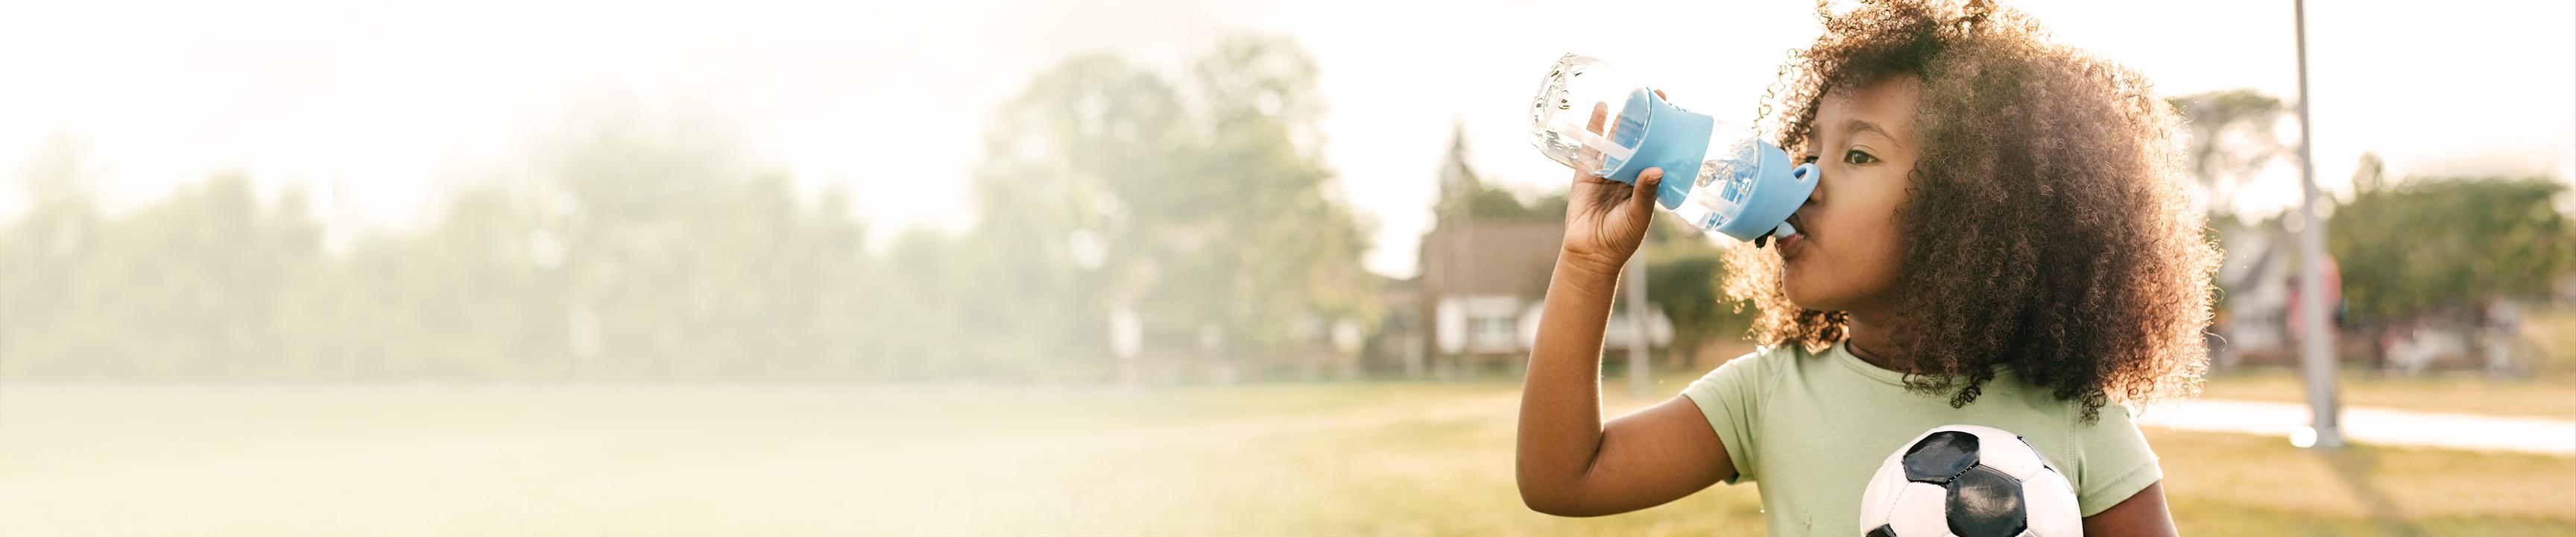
left=1843, top=149, right=1879, bottom=166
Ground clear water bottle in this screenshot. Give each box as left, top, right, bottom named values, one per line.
left=1527, top=53, right=1816, bottom=243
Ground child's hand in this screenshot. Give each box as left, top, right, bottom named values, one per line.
left=1558, top=92, right=1666, bottom=281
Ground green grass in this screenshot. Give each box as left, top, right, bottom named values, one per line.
left=2153, top=427, right=2576, bottom=535
left=2, top=382, right=2570, bottom=536
left=2196, top=304, right=2576, bottom=419
left=2522, top=307, right=2576, bottom=376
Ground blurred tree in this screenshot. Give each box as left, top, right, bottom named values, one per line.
left=2167, top=89, right=2286, bottom=218
left=806, top=187, right=871, bottom=377
left=533, top=110, right=864, bottom=380
left=2329, top=176, right=2572, bottom=325
left=0, top=35, right=1382, bottom=385
left=964, top=36, right=1379, bottom=382
left=957, top=52, right=1178, bottom=380
left=1433, top=121, right=1561, bottom=223
left=1641, top=216, right=1755, bottom=370
left=326, top=184, right=557, bottom=380
left=1183, top=35, right=1379, bottom=366
left=1, top=167, right=321, bottom=379
left=2351, top=152, right=2386, bottom=192
left=868, top=227, right=983, bottom=379
left=1, top=138, right=107, bottom=377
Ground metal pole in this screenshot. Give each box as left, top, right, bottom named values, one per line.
left=1625, top=248, right=1651, bottom=398
left=2293, top=0, right=2344, bottom=448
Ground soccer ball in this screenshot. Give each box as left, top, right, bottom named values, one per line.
left=1858, top=424, right=2083, bottom=537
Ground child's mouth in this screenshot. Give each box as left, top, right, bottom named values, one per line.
left=1775, top=214, right=1810, bottom=259
left=1776, top=231, right=1808, bottom=259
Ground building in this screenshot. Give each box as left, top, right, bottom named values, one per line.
left=1395, top=221, right=1670, bottom=380
left=1364, top=123, right=1670, bottom=380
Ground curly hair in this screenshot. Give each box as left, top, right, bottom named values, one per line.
left=1723, top=0, right=2222, bottom=421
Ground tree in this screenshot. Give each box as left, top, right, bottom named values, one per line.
left=1433, top=121, right=1559, bottom=223
left=2167, top=89, right=2286, bottom=218
left=1641, top=216, right=1754, bottom=369
left=0, top=36, right=1382, bottom=385
left=1, top=167, right=323, bottom=379
left=2350, top=152, right=2386, bottom=192
left=1181, top=35, right=1378, bottom=362
left=532, top=109, right=865, bottom=380
left=963, top=36, right=1379, bottom=381
left=1, top=138, right=107, bottom=377
left=2328, top=176, right=2573, bottom=325
left=958, top=52, right=1182, bottom=380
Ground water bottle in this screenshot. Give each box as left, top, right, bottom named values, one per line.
left=1527, top=53, right=1816, bottom=244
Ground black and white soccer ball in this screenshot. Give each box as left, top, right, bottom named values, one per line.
left=1858, top=424, right=2082, bottom=537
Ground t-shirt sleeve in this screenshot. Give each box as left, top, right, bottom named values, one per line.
left=1677, top=346, right=1777, bottom=484
left=2071, top=404, right=2164, bottom=517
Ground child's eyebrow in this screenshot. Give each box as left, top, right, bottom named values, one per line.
left=1847, top=119, right=1904, bottom=149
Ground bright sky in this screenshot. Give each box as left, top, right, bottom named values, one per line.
left=2, top=0, right=2570, bottom=278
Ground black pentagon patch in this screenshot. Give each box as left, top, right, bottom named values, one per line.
left=1944, top=464, right=2028, bottom=537
left=1864, top=523, right=1898, bottom=537
left=1901, top=430, right=1980, bottom=484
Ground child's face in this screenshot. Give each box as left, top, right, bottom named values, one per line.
left=1780, top=75, right=1922, bottom=314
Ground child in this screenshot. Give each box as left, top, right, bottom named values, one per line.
left=1515, top=1, right=2217, bottom=535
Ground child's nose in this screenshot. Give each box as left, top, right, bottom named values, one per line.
left=1799, top=155, right=1824, bottom=207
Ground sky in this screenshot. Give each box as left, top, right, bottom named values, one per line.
left=1, top=0, right=2570, bottom=278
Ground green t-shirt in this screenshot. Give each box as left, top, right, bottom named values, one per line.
left=1680, top=341, right=2162, bottom=536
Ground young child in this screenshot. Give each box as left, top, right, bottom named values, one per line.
left=1515, top=1, right=2217, bottom=535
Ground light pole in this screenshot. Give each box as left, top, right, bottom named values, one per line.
left=2292, top=0, right=2345, bottom=449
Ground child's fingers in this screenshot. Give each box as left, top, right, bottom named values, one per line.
left=1575, top=101, right=1611, bottom=168
left=1634, top=168, right=1663, bottom=213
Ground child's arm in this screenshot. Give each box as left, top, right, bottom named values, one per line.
left=2080, top=482, right=2177, bottom=536
left=1514, top=164, right=1737, bottom=517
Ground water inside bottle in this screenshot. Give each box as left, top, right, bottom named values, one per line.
left=1670, top=137, right=1769, bottom=230
left=1527, top=63, right=1642, bottom=176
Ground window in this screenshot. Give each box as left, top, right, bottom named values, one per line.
left=1469, top=315, right=1515, bottom=351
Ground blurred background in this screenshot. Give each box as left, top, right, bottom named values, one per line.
left=1, top=0, right=2571, bottom=535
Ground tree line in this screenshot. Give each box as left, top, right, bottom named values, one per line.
left=0, top=36, right=1375, bottom=383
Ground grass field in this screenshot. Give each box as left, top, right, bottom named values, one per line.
left=3, top=382, right=2572, bottom=536
left=2194, top=305, right=2576, bottom=420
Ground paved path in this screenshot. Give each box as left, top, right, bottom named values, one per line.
left=2135, top=398, right=2576, bottom=456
